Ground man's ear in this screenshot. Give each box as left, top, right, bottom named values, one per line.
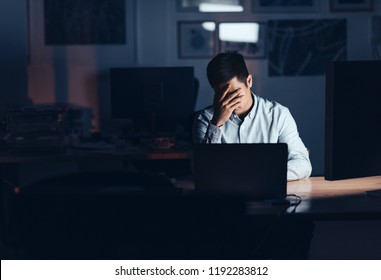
left=246, top=74, right=253, bottom=88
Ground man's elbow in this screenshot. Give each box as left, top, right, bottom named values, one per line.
left=287, top=159, right=312, bottom=181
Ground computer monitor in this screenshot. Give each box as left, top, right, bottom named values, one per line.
left=325, top=61, right=381, bottom=180
left=110, top=67, right=195, bottom=136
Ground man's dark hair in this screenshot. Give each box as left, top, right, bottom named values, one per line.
left=206, top=51, right=249, bottom=88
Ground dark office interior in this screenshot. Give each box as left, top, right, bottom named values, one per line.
left=1, top=0, right=381, bottom=260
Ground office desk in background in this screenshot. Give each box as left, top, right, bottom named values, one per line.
left=0, top=146, right=192, bottom=184
left=0, top=146, right=193, bottom=163
left=0, top=147, right=193, bottom=212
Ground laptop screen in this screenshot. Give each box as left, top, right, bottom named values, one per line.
left=194, top=143, right=288, bottom=200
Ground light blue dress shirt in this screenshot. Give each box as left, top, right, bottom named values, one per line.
left=192, top=93, right=312, bottom=181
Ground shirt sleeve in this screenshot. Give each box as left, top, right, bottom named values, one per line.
left=192, top=110, right=222, bottom=144
left=278, top=108, right=312, bottom=181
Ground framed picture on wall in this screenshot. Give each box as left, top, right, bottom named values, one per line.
left=44, top=0, right=126, bottom=45
left=330, top=0, right=373, bottom=12
left=267, top=19, right=347, bottom=76
left=178, top=21, right=216, bottom=58
left=177, top=0, right=244, bottom=12
left=252, top=0, right=320, bottom=13
left=218, top=22, right=266, bottom=59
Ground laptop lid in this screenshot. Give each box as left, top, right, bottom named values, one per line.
left=194, top=143, right=288, bottom=200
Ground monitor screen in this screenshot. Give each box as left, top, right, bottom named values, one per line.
left=110, top=67, right=195, bottom=136
left=325, top=61, right=381, bottom=180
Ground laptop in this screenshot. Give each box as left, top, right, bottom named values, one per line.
left=193, top=143, right=288, bottom=200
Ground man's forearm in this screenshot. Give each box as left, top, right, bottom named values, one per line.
left=193, top=122, right=222, bottom=144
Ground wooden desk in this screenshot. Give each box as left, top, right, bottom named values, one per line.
left=288, top=176, right=381, bottom=199
left=287, top=177, right=381, bottom=259
left=176, top=176, right=381, bottom=260
left=177, top=176, right=381, bottom=219
left=287, top=176, right=381, bottom=219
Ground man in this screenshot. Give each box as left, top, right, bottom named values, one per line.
left=193, top=51, right=312, bottom=181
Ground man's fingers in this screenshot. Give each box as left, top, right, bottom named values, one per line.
left=216, top=84, right=231, bottom=102
left=224, top=94, right=243, bottom=108
left=212, top=87, right=243, bottom=125
left=221, top=90, right=241, bottom=106
left=229, top=102, right=241, bottom=112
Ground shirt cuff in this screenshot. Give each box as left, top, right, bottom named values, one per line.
left=206, top=123, right=222, bottom=143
